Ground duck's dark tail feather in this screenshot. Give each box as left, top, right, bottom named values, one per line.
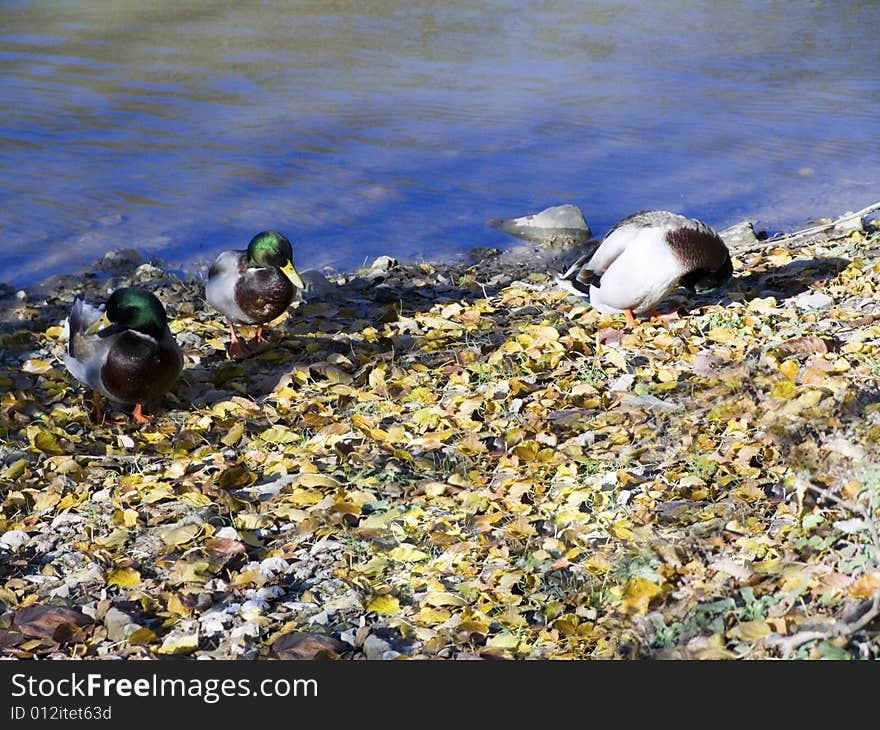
left=66, top=297, right=86, bottom=357
left=554, top=245, right=601, bottom=298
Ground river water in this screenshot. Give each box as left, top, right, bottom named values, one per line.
left=1, top=0, right=878, bottom=287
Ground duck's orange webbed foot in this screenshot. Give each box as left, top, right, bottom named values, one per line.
left=90, top=392, right=105, bottom=425
left=227, top=323, right=251, bottom=359
left=649, top=309, right=681, bottom=325
left=249, top=325, right=273, bottom=349
left=132, top=403, right=153, bottom=424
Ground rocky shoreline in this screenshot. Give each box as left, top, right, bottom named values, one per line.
left=3, top=206, right=880, bottom=660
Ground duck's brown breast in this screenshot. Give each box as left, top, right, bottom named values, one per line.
left=234, top=268, right=294, bottom=323
left=102, top=332, right=182, bottom=403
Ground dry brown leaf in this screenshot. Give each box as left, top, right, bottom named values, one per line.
left=270, top=631, right=352, bottom=660
left=13, top=605, right=91, bottom=639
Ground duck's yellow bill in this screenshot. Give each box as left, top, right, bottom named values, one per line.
left=282, top=261, right=305, bottom=289
left=86, top=312, right=112, bottom=336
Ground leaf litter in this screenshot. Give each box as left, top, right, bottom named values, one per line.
left=1, top=220, right=880, bottom=659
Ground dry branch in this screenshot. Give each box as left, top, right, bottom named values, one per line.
left=768, top=480, right=880, bottom=659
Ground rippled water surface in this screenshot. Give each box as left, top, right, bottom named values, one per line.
left=1, top=0, right=879, bottom=286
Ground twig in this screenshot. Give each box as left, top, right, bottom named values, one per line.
left=772, top=200, right=880, bottom=241
left=768, top=480, right=880, bottom=658
left=804, top=480, right=865, bottom=516
left=73, top=453, right=191, bottom=464
left=806, top=481, right=880, bottom=565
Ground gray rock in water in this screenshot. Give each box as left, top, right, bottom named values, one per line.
left=488, top=204, right=592, bottom=247
left=95, top=248, right=142, bottom=273
left=719, top=221, right=759, bottom=250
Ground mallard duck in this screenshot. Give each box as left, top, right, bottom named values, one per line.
left=205, top=230, right=305, bottom=358
left=556, top=210, right=733, bottom=327
left=63, top=286, right=183, bottom=424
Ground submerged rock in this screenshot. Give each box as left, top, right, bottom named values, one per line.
left=95, top=248, right=142, bottom=273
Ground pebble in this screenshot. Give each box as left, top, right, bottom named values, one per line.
left=0, top=530, right=30, bottom=551
left=370, top=255, right=399, bottom=272
left=103, top=607, right=137, bottom=643
left=363, top=633, right=396, bottom=660
left=299, top=269, right=337, bottom=300
left=719, top=220, right=760, bottom=251
left=793, top=291, right=833, bottom=309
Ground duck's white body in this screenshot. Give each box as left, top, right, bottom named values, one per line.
left=556, top=210, right=732, bottom=315
left=205, top=250, right=255, bottom=324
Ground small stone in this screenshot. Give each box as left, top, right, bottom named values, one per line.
left=0, top=530, right=30, bottom=551
left=133, top=263, right=164, bottom=281
left=793, top=291, right=833, bottom=310
left=719, top=221, right=759, bottom=251
left=822, top=437, right=866, bottom=460
left=370, top=255, right=398, bottom=272
left=362, top=627, right=414, bottom=660
left=609, top=373, right=635, bottom=392
left=298, top=269, right=337, bottom=300
left=3, top=450, right=30, bottom=466
left=103, top=607, right=135, bottom=643
left=214, top=526, right=240, bottom=541
left=363, top=633, right=394, bottom=660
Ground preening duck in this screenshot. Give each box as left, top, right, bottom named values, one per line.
left=556, top=210, right=733, bottom=326
left=205, top=230, right=305, bottom=358
left=63, top=286, right=183, bottom=424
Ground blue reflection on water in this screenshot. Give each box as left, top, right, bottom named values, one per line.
left=0, top=0, right=878, bottom=287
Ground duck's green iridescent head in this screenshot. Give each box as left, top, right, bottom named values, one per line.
left=103, top=286, right=169, bottom=340
left=246, top=230, right=305, bottom=288
left=247, top=231, right=293, bottom=268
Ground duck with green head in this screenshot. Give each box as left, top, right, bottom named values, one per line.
left=63, top=286, right=183, bottom=424
left=205, top=230, right=305, bottom=359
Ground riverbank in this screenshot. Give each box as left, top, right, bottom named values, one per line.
left=2, top=209, right=880, bottom=660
